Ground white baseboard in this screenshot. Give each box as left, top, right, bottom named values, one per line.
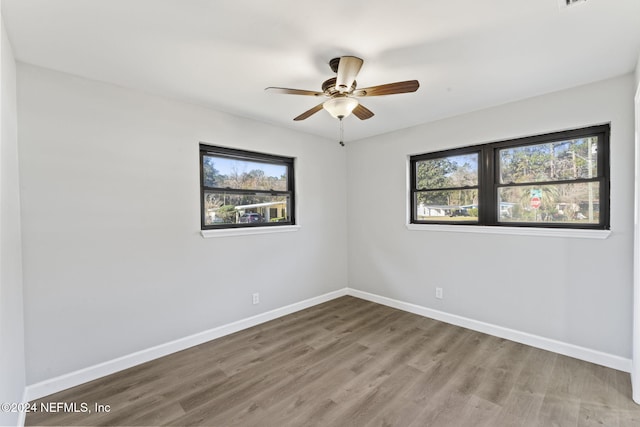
left=346, top=288, right=632, bottom=373
left=23, top=286, right=631, bottom=407
left=24, top=288, right=347, bottom=402
left=16, top=388, right=28, bottom=427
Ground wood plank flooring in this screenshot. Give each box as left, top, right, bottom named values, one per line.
left=25, top=296, right=640, bottom=426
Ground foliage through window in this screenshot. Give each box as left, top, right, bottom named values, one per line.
left=410, top=125, right=610, bottom=229
left=200, top=144, right=295, bottom=229
left=414, top=152, right=480, bottom=222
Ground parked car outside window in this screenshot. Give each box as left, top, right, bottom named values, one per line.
left=239, top=213, right=264, bottom=223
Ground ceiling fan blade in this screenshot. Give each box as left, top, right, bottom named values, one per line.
left=336, top=56, right=363, bottom=93
left=353, top=80, right=419, bottom=97
left=352, top=104, right=374, bottom=120
left=293, top=103, right=324, bottom=121
left=265, top=87, right=324, bottom=97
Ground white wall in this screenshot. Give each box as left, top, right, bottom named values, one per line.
left=633, top=52, right=640, bottom=401
left=636, top=54, right=640, bottom=90
left=347, top=74, right=635, bottom=359
left=0, top=12, right=25, bottom=427
left=17, top=64, right=348, bottom=385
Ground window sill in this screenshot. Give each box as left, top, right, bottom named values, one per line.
left=200, top=225, right=301, bottom=239
left=405, top=223, right=611, bottom=239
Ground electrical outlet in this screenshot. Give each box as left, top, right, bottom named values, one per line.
left=435, top=287, right=443, bottom=299
left=252, top=293, right=260, bottom=305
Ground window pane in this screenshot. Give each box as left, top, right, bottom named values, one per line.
left=415, top=153, right=478, bottom=189
left=202, top=155, right=288, bottom=191
left=203, top=191, right=290, bottom=226
left=415, top=190, right=479, bottom=222
left=498, top=183, right=599, bottom=224
left=499, top=137, right=598, bottom=184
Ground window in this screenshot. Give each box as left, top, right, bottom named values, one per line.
left=413, top=150, right=481, bottom=223
left=200, top=144, right=295, bottom=230
left=410, top=125, right=610, bottom=229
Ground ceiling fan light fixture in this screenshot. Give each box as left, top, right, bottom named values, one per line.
left=323, top=97, right=358, bottom=119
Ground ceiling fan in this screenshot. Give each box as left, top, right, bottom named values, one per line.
left=265, top=56, right=419, bottom=144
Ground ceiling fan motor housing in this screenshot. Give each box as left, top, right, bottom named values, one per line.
left=322, top=77, right=356, bottom=95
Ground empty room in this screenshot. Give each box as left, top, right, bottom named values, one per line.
left=2, top=0, right=640, bottom=426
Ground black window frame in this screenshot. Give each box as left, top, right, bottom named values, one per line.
left=200, top=144, right=296, bottom=230
left=410, top=124, right=610, bottom=230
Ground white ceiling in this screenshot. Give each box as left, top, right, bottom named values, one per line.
left=3, top=0, right=640, bottom=142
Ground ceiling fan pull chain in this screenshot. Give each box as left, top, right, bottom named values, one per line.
left=339, top=118, right=345, bottom=146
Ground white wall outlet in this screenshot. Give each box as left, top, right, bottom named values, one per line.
left=435, top=287, right=443, bottom=299
left=252, top=293, right=260, bottom=305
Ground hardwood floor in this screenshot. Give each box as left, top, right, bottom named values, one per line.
left=26, top=296, right=640, bottom=426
